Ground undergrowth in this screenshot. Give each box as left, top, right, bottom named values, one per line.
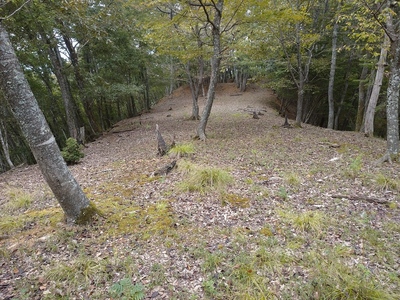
left=178, top=161, right=233, bottom=193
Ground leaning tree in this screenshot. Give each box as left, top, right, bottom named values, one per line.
left=0, top=20, right=96, bottom=224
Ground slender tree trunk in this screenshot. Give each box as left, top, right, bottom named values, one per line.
left=334, top=75, right=349, bottom=130
left=334, top=54, right=353, bottom=130
left=327, top=18, right=339, bottom=129
left=42, top=33, right=80, bottom=140
left=355, top=64, right=369, bottom=131
left=63, top=34, right=96, bottom=140
left=296, top=79, right=305, bottom=125
left=0, top=22, right=95, bottom=223
left=0, top=120, right=14, bottom=169
left=140, top=65, right=151, bottom=111
left=196, top=0, right=223, bottom=140
left=185, top=61, right=200, bottom=120
left=169, top=57, right=175, bottom=96
left=293, top=23, right=313, bottom=127
left=363, top=33, right=390, bottom=137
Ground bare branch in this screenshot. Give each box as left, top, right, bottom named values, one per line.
left=221, top=0, right=244, bottom=34
left=361, top=0, right=394, bottom=42
left=0, top=0, right=31, bottom=21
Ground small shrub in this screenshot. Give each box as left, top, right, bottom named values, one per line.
left=61, top=138, right=84, bottom=164
left=168, top=142, right=195, bottom=158
left=277, top=187, right=288, bottom=200
left=345, top=155, right=363, bottom=178
left=109, top=278, right=145, bottom=300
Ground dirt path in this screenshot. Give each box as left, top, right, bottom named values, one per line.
left=1, top=83, right=399, bottom=300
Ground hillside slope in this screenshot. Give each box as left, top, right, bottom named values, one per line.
left=1, top=83, right=399, bottom=299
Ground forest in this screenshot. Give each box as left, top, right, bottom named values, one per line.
left=0, top=0, right=399, bottom=172
left=1, top=1, right=400, bottom=299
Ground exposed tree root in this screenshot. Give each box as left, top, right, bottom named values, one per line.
left=374, top=152, right=393, bottom=165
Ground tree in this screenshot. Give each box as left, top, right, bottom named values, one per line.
left=263, top=0, right=322, bottom=127
left=40, top=31, right=81, bottom=141
left=363, top=31, right=390, bottom=136
left=193, top=0, right=224, bottom=140
left=384, top=2, right=400, bottom=157
left=327, top=6, right=340, bottom=129
left=0, top=21, right=96, bottom=223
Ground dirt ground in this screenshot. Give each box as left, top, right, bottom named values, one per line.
left=1, top=83, right=399, bottom=299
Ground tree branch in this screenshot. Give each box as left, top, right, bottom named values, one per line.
left=0, top=0, right=31, bottom=20
left=361, top=0, right=394, bottom=43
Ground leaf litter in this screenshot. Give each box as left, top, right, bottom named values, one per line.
left=0, top=83, right=399, bottom=299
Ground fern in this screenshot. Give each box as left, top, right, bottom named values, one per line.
left=109, top=278, right=145, bottom=300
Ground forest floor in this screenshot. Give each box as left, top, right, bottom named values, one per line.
left=0, top=83, right=400, bottom=300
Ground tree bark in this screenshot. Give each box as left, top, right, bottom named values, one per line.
left=386, top=43, right=400, bottom=156
left=327, top=18, right=339, bottom=129
left=385, top=7, right=400, bottom=157
left=363, top=33, right=390, bottom=137
left=0, top=22, right=94, bottom=224
left=196, top=0, right=224, bottom=140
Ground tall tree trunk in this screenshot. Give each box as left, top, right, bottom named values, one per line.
left=0, top=22, right=95, bottom=224
left=186, top=61, right=200, bottom=120
left=292, top=22, right=313, bottom=127
left=168, top=57, right=175, bottom=96
left=327, top=17, right=339, bottom=129
left=363, top=33, right=390, bottom=137
left=62, top=34, right=97, bottom=140
left=196, top=0, right=224, bottom=141
left=386, top=13, right=400, bottom=156
left=334, top=54, right=353, bottom=130
left=41, top=33, right=80, bottom=140
left=296, top=78, right=305, bottom=125
left=355, top=64, right=369, bottom=131
left=334, top=75, right=349, bottom=130
left=142, top=65, right=151, bottom=111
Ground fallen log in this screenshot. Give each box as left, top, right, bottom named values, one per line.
left=331, top=194, right=390, bottom=206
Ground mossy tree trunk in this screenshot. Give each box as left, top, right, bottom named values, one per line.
left=0, top=22, right=95, bottom=224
